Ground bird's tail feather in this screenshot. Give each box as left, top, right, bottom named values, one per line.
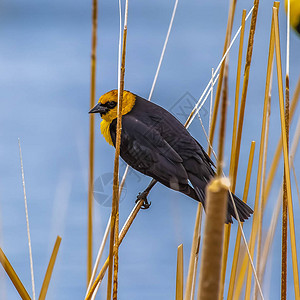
left=187, top=174, right=253, bottom=223
left=226, top=192, right=253, bottom=223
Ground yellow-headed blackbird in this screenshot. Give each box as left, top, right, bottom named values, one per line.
left=89, top=90, right=253, bottom=223
left=285, top=0, right=300, bottom=34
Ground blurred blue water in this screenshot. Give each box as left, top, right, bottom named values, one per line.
left=0, top=0, right=299, bottom=299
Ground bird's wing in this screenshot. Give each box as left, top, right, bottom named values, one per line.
left=109, top=115, right=190, bottom=190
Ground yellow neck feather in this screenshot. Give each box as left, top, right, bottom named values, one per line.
left=100, top=119, right=114, bottom=146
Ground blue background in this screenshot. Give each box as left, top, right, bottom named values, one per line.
left=0, top=0, right=300, bottom=299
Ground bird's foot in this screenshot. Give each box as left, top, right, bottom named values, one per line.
left=136, top=191, right=151, bottom=209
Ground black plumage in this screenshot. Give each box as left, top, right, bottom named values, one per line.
left=109, top=94, right=253, bottom=223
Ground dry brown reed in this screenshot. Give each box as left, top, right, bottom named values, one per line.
left=107, top=2, right=129, bottom=299
left=184, top=204, right=202, bottom=300
left=264, top=75, right=300, bottom=205
left=38, top=236, right=62, bottom=300
left=208, top=0, right=237, bottom=157
left=87, top=0, right=98, bottom=285
left=273, top=6, right=300, bottom=298
left=219, top=2, right=260, bottom=297
left=176, top=244, right=184, bottom=300
left=227, top=141, right=255, bottom=299
left=0, top=248, right=31, bottom=300
left=229, top=9, right=246, bottom=180
left=85, top=199, right=145, bottom=300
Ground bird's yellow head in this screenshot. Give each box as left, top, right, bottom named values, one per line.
left=89, top=89, right=136, bottom=123
left=89, top=90, right=136, bottom=146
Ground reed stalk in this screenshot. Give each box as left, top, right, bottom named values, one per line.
left=260, top=118, right=300, bottom=285
left=0, top=248, right=31, bottom=300
left=38, top=236, right=62, bottom=300
left=233, top=4, right=276, bottom=297
left=184, top=203, right=202, bottom=300
left=191, top=237, right=201, bottom=300
left=85, top=199, right=145, bottom=300
left=231, top=0, right=260, bottom=186
left=18, top=139, right=35, bottom=300
left=217, top=63, right=228, bottom=176
left=229, top=9, right=246, bottom=179
left=273, top=7, right=300, bottom=298
left=176, top=244, right=184, bottom=300
left=86, top=216, right=111, bottom=299
left=220, top=2, right=260, bottom=297
left=227, top=141, right=255, bottom=300
left=208, top=0, right=236, bottom=156
left=244, top=4, right=275, bottom=294
left=281, top=64, right=290, bottom=300
left=197, top=178, right=229, bottom=300
left=254, top=97, right=270, bottom=299
left=107, top=2, right=129, bottom=299
left=281, top=0, right=290, bottom=295
left=263, top=75, right=300, bottom=204
left=87, top=0, right=98, bottom=285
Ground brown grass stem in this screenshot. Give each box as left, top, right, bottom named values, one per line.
left=176, top=244, right=184, bottom=300
left=227, top=141, right=255, bottom=300
left=260, top=118, right=300, bottom=281
left=113, top=212, right=120, bottom=300
left=234, top=3, right=275, bottom=297
left=197, top=178, right=229, bottom=300
left=220, top=2, right=260, bottom=297
left=282, top=0, right=291, bottom=288
left=118, top=0, right=179, bottom=194
left=208, top=0, right=236, bottom=156
left=107, top=2, right=129, bottom=299
left=222, top=10, right=246, bottom=300
left=281, top=76, right=290, bottom=300
left=264, top=75, right=300, bottom=204
left=191, top=237, right=201, bottom=300
left=86, top=216, right=111, bottom=299
left=85, top=199, right=145, bottom=300
left=38, top=236, right=62, bottom=300
left=229, top=9, right=246, bottom=179
left=184, top=203, right=202, bottom=300
left=273, top=7, right=300, bottom=298
left=255, top=97, right=270, bottom=299
left=231, top=0, right=260, bottom=187
left=234, top=97, right=299, bottom=298
left=87, top=0, right=98, bottom=285
left=217, top=63, right=229, bottom=176
left=0, top=248, right=31, bottom=300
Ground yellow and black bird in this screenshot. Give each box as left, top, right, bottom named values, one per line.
left=89, top=90, right=253, bottom=223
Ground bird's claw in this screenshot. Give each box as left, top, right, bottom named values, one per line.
left=136, top=192, right=151, bottom=209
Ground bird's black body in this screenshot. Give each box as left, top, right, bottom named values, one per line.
left=109, top=94, right=253, bottom=223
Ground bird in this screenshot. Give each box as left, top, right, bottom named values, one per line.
left=285, top=0, right=300, bottom=35
left=89, top=90, right=253, bottom=223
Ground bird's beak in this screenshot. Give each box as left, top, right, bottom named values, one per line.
left=89, top=102, right=107, bottom=114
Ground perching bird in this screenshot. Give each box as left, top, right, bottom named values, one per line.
left=285, top=0, right=300, bottom=35
left=89, top=90, right=253, bottom=223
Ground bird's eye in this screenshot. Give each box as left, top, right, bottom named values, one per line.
left=106, top=101, right=117, bottom=109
